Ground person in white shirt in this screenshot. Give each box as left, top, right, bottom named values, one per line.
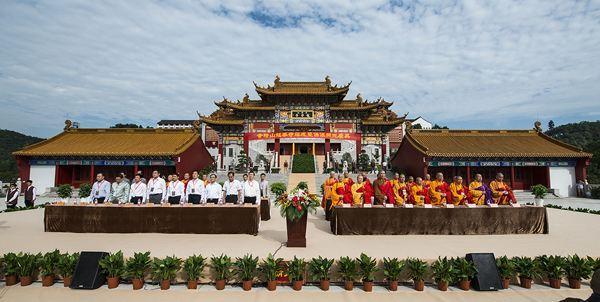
left=243, top=172, right=261, bottom=204
left=23, top=180, right=37, bottom=207
left=204, top=173, right=222, bottom=204
left=186, top=171, right=205, bottom=204
left=166, top=173, right=185, bottom=204
left=5, top=183, right=18, bottom=209
left=129, top=174, right=147, bottom=204
left=91, top=173, right=111, bottom=203
left=147, top=171, right=166, bottom=204
left=259, top=173, right=269, bottom=200
left=222, top=171, right=242, bottom=204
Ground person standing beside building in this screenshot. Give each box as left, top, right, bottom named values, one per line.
left=107, top=175, right=130, bottom=204
left=129, top=174, right=147, bottom=204
left=5, top=183, right=18, bottom=209
left=91, top=173, right=111, bottom=203
left=23, top=180, right=37, bottom=207
left=166, top=173, right=185, bottom=204
left=147, top=171, right=166, bottom=204
left=259, top=173, right=269, bottom=199
left=204, top=173, right=222, bottom=204
left=186, top=171, right=205, bottom=204
left=243, top=172, right=260, bottom=204
left=222, top=172, right=242, bottom=204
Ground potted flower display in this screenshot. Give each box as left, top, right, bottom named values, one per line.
left=183, top=255, right=206, bottom=290
left=287, top=256, right=306, bottom=291
left=211, top=254, right=232, bottom=290
left=2, top=252, right=19, bottom=286
left=565, top=255, right=593, bottom=289
left=57, top=252, right=79, bottom=287
left=259, top=254, right=282, bottom=291
left=308, top=256, right=334, bottom=291
left=431, top=257, right=454, bottom=291
left=98, top=251, right=124, bottom=289
left=452, top=257, right=476, bottom=291
left=382, top=257, right=404, bottom=291
left=152, top=256, right=181, bottom=290
left=125, top=252, right=151, bottom=290
left=275, top=185, right=320, bottom=247
left=16, top=252, right=41, bottom=286
left=235, top=254, right=259, bottom=291
left=357, top=253, right=378, bottom=292
left=513, top=256, right=537, bottom=289
left=39, top=249, right=60, bottom=286
left=78, top=183, right=92, bottom=203
left=538, top=255, right=565, bottom=289
left=496, top=256, right=515, bottom=289
left=531, top=184, right=547, bottom=207
left=338, top=256, right=358, bottom=291
left=406, top=258, right=428, bottom=291
left=56, top=184, right=73, bottom=203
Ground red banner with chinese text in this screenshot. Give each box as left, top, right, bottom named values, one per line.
left=244, top=132, right=360, bottom=140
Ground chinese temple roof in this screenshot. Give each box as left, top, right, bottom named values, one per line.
left=254, top=75, right=350, bottom=97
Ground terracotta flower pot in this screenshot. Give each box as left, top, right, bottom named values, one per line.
left=20, top=276, right=33, bottom=286
left=414, top=279, right=424, bottom=291
left=459, top=280, right=470, bottom=291
left=388, top=280, right=398, bottom=291
left=549, top=278, right=561, bottom=289
left=568, top=278, right=581, bottom=289
left=242, top=280, right=253, bottom=291
left=292, top=280, right=303, bottom=291
left=63, top=276, right=73, bottom=287
left=215, top=279, right=226, bottom=290
left=107, top=276, right=120, bottom=289
left=160, top=280, right=170, bottom=290
left=42, top=274, right=55, bottom=287
left=502, top=278, right=510, bottom=289
left=344, top=280, right=354, bottom=291
left=320, top=279, right=330, bottom=291
left=519, top=277, right=532, bottom=289
left=132, top=278, right=144, bottom=290
left=187, top=280, right=197, bottom=290
left=267, top=280, right=277, bottom=291
left=363, top=281, right=373, bottom=292
left=5, top=275, right=18, bottom=286
left=438, top=281, right=448, bottom=291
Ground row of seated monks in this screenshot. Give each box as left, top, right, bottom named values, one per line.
left=321, top=171, right=517, bottom=220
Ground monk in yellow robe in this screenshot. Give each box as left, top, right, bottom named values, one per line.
left=331, top=174, right=350, bottom=207
left=490, top=173, right=517, bottom=205
left=428, top=172, right=449, bottom=205
left=393, top=174, right=408, bottom=205
left=449, top=176, right=468, bottom=205
left=390, top=173, right=400, bottom=188
left=351, top=175, right=366, bottom=205
left=410, top=177, right=429, bottom=206
left=343, top=171, right=354, bottom=187
left=322, top=171, right=337, bottom=220
left=468, top=174, right=487, bottom=205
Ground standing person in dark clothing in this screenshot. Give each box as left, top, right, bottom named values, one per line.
left=5, top=183, right=19, bottom=209
left=23, top=180, right=37, bottom=207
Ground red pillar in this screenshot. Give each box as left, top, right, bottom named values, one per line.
left=381, top=143, right=386, bottom=165
left=274, top=138, right=280, bottom=167
left=466, top=166, right=471, bottom=184
left=218, top=142, right=223, bottom=169
left=134, top=163, right=138, bottom=175
left=55, top=164, right=60, bottom=186
left=90, top=163, right=95, bottom=183
left=545, top=166, right=551, bottom=188
left=510, top=166, right=516, bottom=188
left=355, top=135, right=361, bottom=160
left=71, top=166, right=76, bottom=186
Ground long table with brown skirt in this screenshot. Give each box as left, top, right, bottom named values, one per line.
left=330, top=205, right=549, bottom=235
left=44, top=204, right=260, bottom=234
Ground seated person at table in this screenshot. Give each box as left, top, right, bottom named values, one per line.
left=186, top=171, right=205, bottom=204
left=204, top=173, right=222, bottom=204
left=147, top=171, right=166, bottom=204
left=343, top=171, right=354, bottom=186
left=322, top=171, right=336, bottom=210
left=243, top=172, right=261, bottom=205
left=394, top=174, right=409, bottom=205
left=166, top=173, right=185, bottom=204
left=449, top=176, right=468, bottom=206
left=390, top=172, right=400, bottom=188
left=429, top=172, right=449, bottom=205
left=331, top=174, right=352, bottom=206
left=468, top=174, right=490, bottom=205
left=422, top=174, right=432, bottom=190
left=222, top=172, right=242, bottom=204
left=409, top=177, right=429, bottom=206
left=351, top=175, right=367, bottom=205
left=129, top=174, right=147, bottom=204
left=407, top=176, right=415, bottom=189
left=490, top=173, right=517, bottom=205
left=360, top=172, right=374, bottom=204
left=91, top=173, right=111, bottom=203
left=107, top=175, right=130, bottom=204
left=373, top=171, right=394, bottom=205
left=202, top=174, right=209, bottom=186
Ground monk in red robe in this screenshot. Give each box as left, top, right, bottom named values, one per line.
left=360, top=172, right=374, bottom=204
left=373, top=171, right=394, bottom=205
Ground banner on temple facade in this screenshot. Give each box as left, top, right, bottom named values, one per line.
left=244, top=131, right=360, bottom=141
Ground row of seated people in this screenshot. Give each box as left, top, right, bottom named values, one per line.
left=321, top=171, right=517, bottom=220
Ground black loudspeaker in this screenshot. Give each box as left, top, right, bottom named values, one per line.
left=70, top=251, right=108, bottom=289
left=466, top=253, right=503, bottom=291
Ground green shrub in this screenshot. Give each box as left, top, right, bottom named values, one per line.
left=287, top=257, right=306, bottom=281
left=452, top=257, right=477, bottom=282
left=292, top=154, right=315, bottom=173
left=2, top=252, right=19, bottom=276
left=296, top=181, right=309, bottom=191
left=537, top=255, right=565, bottom=279
left=57, top=184, right=73, bottom=199
left=357, top=253, right=378, bottom=282
left=406, top=258, right=428, bottom=282
left=259, top=254, right=282, bottom=282
left=513, top=256, right=538, bottom=279
left=125, top=252, right=151, bottom=280
left=152, top=256, right=181, bottom=281
left=16, top=252, right=41, bottom=277
left=531, top=184, right=547, bottom=199
left=431, top=257, right=454, bottom=284
left=270, top=182, right=287, bottom=197
left=78, top=183, right=92, bottom=198
left=211, top=254, right=233, bottom=281
left=308, top=256, right=334, bottom=281
left=496, top=256, right=515, bottom=279
left=57, top=252, right=79, bottom=279
left=337, top=256, right=358, bottom=282
left=39, top=249, right=60, bottom=276
left=183, top=255, right=206, bottom=281
left=591, top=187, right=600, bottom=199
left=235, top=254, right=259, bottom=281
left=99, top=251, right=124, bottom=278
left=382, top=258, right=404, bottom=282
left=566, top=255, right=593, bottom=280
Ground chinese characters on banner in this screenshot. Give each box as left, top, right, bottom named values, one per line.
left=244, top=132, right=360, bottom=140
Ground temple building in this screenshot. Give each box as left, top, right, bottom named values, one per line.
left=200, top=76, right=406, bottom=171
left=13, top=120, right=213, bottom=193
left=391, top=122, right=592, bottom=197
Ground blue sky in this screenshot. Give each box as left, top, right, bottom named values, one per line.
left=1, top=0, right=599, bottom=138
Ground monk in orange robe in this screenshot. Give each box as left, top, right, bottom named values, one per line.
left=422, top=174, right=432, bottom=190
left=468, top=174, right=488, bottom=205
left=394, top=174, right=408, bottom=205
left=361, top=172, right=374, bottom=204
left=449, top=176, right=468, bottom=205
left=322, top=171, right=337, bottom=220
left=490, top=173, right=517, bottom=205
left=390, top=173, right=400, bottom=189
left=409, top=177, right=429, bottom=205
left=428, top=172, right=449, bottom=205
left=351, top=175, right=366, bottom=205
left=343, top=171, right=354, bottom=187
left=372, top=171, right=394, bottom=205
left=331, top=174, right=352, bottom=206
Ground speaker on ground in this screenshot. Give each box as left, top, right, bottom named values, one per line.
left=466, top=253, right=503, bottom=291
left=70, top=251, right=108, bottom=290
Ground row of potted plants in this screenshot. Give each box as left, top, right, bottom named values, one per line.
left=543, top=204, right=600, bottom=215
left=0, top=204, right=45, bottom=214
left=2, top=251, right=599, bottom=291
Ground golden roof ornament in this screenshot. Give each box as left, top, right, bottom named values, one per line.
left=534, top=121, right=542, bottom=132
left=274, top=74, right=281, bottom=87
left=242, top=93, right=249, bottom=103
left=325, top=75, right=331, bottom=87
left=192, top=120, right=201, bottom=132
left=356, top=93, right=363, bottom=105
left=64, top=120, right=72, bottom=131
left=405, top=121, right=413, bottom=133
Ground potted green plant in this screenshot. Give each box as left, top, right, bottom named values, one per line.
left=538, top=255, right=565, bottom=289
left=98, top=251, right=124, bottom=289
left=452, top=257, right=476, bottom=291
left=39, top=249, right=60, bottom=286
left=338, top=256, right=358, bottom=291
left=235, top=254, right=259, bottom=291
left=308, top=256, right=334, bottom=291
left=287, top=257, right=306, bottom=291
left=513, top=256, right=537, bottom=289
left=566, top=255, right=593, bottom=289
left=125, top=252, right=151, bottom=290
left=259, top=254, right=282, bottom=291
left=56, top=184, right=73, bottom=202
left=2, top=252, right=19, bottom=286
left=152, top=256, right=181, bottom=290
left=382, top=257, right=404, bottom=291
left=406, top=258, right=428, bottom=291
left=78, top=183, right=92, bottom=202
left=57, top=252, right=79, bottom=287
left=211, top=254, right=232, bottom=290
left=496, top=256, right=515, bottom=289
left=16, top=252, right=41, bottom=286
left=183, top=254, right=206, bottom=290
left=431, top=257, right=454, bottom=291
left=357, top=253, right=378, bottom=292
left=270, top=182, right=287, bottom=197
left=531, top=184, right=547, bottom=206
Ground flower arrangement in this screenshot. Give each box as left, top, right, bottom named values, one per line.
left=275, top=186, right=320, bottom=221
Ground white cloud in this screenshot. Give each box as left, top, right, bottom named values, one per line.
left=0, top=0, right=599, bottom=137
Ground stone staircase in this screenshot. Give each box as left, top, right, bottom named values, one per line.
left=287, top=173, right=317, bottom=193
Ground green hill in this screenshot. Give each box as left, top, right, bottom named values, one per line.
left=0, top=129, right=44, bottom=182
left=545, top=120, right=600, bottom=183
